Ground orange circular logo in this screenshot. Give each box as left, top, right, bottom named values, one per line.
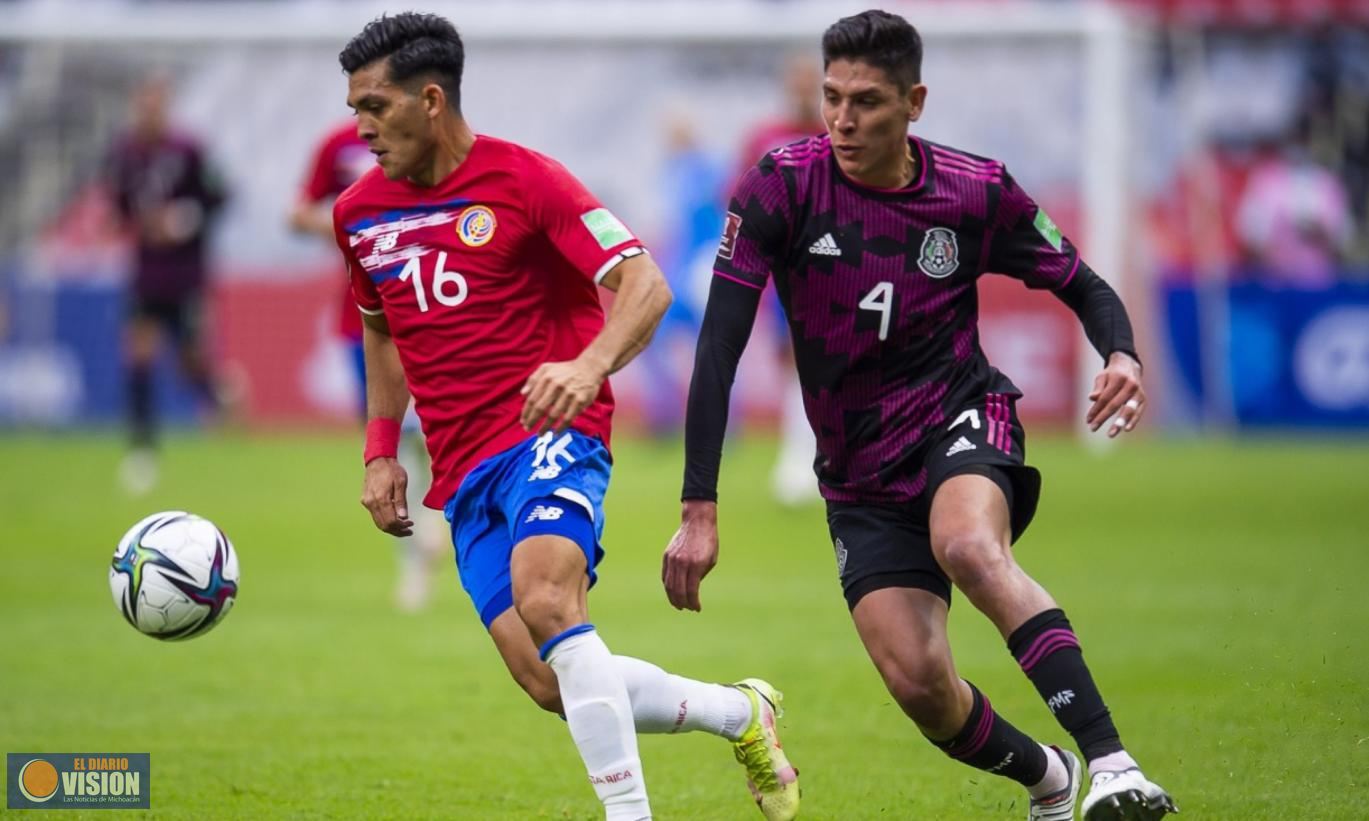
left=19, top=758, right=59, bottom=802
left=456, top=205, right=497, bottom=247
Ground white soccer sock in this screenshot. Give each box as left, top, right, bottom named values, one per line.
left=612, top=655, right=754, bottom=741
left=545, top=629, right=651, bottom=821
left=1088, top=749, right=1139, bottom=774
left=1027, top=744, right=1069, bottom=799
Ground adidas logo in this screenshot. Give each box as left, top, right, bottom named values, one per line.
left=808, top=233, right=841, bottom=256
left=945, top=436, right=976, bottom=457
left=524, top=505, right=564, bottom=523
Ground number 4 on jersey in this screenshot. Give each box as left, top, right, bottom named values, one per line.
left=859, top=281, right=894, bottom=341
left=399, top=251, right=469, bottom=312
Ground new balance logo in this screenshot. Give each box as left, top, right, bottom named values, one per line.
left=808, top=233, right=841, bottom=256
left=1047, top=689, right=1076, bottom=713
left=946, top=436, right=976, bottom=457
left=524, top=505, right=565, bottom=523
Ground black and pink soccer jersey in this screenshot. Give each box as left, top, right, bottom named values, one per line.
left=714, top=134, right=1083, bottom=503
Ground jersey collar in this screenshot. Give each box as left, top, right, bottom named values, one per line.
left=831, top=135, right=934, bottom=199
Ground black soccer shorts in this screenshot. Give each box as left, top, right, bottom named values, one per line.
left=825, top=391, right=1042, bottom=610
left=129, top=294, right=206, bottom=348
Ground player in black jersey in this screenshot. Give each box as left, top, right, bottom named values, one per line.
left=663, top=10, right=1176, bottom=821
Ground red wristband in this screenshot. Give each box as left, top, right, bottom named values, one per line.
left=363, top=418, right=401, bottom=465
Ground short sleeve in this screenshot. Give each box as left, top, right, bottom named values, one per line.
left=713, top=162, right=791, bottom=291
left=333, top=203, right=382, bottom=316
left=986, top=169, right=1081, bottom=291
left=528, top=154, right=645, bottom=284
left=300, top=133, right=340, bottom=204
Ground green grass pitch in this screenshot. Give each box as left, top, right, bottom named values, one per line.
left=2, top=431, right=1367, bottom=819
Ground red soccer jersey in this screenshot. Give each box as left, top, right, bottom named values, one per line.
left=333, top=135, right=644, bottom=508
left=299, top=122, right=374, bottom=340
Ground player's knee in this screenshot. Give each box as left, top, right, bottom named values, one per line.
left=513, top=587, right=579, bottom=644
left=935, top=530, right=1009, bottom=592
left=884, top=660, right=958, bottom=726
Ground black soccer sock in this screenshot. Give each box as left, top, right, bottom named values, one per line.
left=128, top=364, right=155, bottom=448
left=928, top=681, right=1048, bottom=787
left=1008, top=608, right=1123, bottom=760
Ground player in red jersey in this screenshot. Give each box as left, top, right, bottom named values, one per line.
left=293, top=121, right=374, bottom=367
left=332, top=14, right=798, bottom=821
left=290, top=121, right=447, bottom=612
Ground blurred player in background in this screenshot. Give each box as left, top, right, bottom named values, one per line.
left=333, top=14, right=798, bottom=820
left=1235, top=121, right=1353, bottom=287
left=106, top=73, right=228, bottom=495
left=290, top=121, right=447, bottom=612
left=639, top=112, right=724, bottom=437
left=736, top=53, right=825, bottom=507
left=667, top=11, right=1175, bottom=821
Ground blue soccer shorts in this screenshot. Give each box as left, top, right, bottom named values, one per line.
left=443, top=430, right=610, bottom=628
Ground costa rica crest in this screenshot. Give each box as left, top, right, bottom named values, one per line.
left=918, top=226, right=959, bottom=278
left=457, top=205, right=497, bottom=247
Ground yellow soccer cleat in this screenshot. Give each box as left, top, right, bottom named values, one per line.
left=732, top=678, right=800, bottom=821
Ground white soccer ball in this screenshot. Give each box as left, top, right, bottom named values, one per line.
left=109, top=511, right=240, bottom=640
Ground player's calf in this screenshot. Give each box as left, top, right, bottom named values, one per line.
left=925, top=681, right=1053, bottom=787
left=1008, top=608, right=1123, bottom=762
left=543, top=626, right=650, bottom=821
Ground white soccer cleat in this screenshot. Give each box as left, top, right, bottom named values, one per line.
left=1029, top=746, right=1081, bottom=821
left=118, top=448, right=158, bottom=497
left=1081, top=767, right=1178, bottom=821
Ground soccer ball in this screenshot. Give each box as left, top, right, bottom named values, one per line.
left=109, top=511, right=240, bottom=640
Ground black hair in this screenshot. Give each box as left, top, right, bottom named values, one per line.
left=339, top=13, right=465, bottom=111
left=821, top=10, right=923, bottom=90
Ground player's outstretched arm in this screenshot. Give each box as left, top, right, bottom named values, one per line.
left=664, top=275, right=764, bottom=611
left=519, top=253, right=671, bottom=433
left=1051, top=268, right=1146, bottom=436
left=987, top=170, right=1146, bottom=437
left=360, top=312, right=415, bottom=536
left=288, top=199, right=335, bottom=240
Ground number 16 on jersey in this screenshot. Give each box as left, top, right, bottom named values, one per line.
left=399, top=251, right=469, bottom=312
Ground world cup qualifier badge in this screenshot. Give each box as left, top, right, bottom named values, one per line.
left=918, top=226, right=960, bottom=278
left=456, top=205, right=497, bottom=247
left=7, top=753, right=150, bottom=809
